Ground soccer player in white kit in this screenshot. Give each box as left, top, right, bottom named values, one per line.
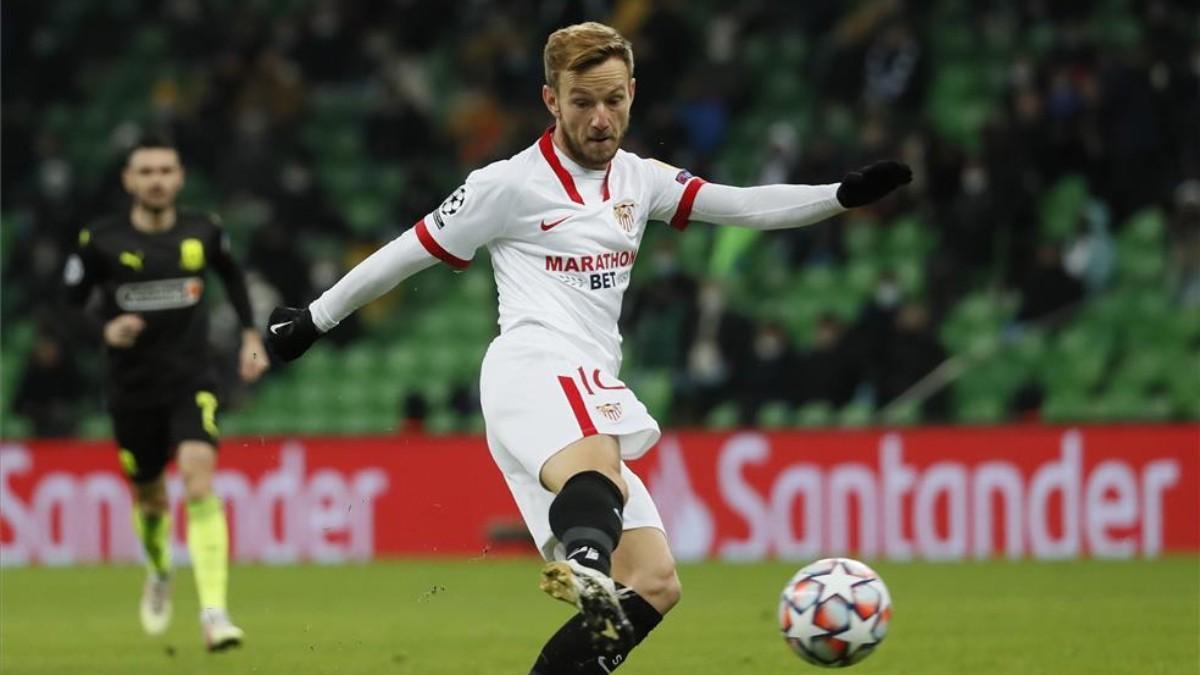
left=266, top=22, right=910, bottom=674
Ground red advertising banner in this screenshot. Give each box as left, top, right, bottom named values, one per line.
left=1, top=425, right=1197, bottom=565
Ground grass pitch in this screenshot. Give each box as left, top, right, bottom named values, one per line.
left=1, top=558, right=1197, bottom=674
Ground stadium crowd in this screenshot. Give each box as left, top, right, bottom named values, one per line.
left=4, top=0, right=1198, bottom=436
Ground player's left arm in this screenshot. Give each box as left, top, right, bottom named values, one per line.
left=647, top=159, right=911, bottom=231
left=690, top=161, right=912, bottom=230
left=207, top=220, right=269, bottom=382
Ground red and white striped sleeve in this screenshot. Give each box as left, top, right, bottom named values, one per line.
left=644, top=159, right=708, bottom=231
left=415, top=161, right=514, bottom=269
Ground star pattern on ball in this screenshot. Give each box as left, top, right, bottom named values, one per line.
left=831, top=604, right=880, bottom=656
left=812, top=560, right=871, bottom=604
left=784, top=599, right=828, bottom=651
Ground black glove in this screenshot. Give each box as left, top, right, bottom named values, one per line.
left=836, top=160, right=913, bottom=208
left=265, top=306, right=321, bottom=362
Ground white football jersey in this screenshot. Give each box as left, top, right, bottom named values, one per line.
left=416, top=128, right=705, bottom=372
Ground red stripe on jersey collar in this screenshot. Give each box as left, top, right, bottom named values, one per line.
left=538, top=127, right=612, bottom=205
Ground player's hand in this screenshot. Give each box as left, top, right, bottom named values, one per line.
left=103, top=314, right=146, bottom=349
left=239, top=328, right=270, bottom=383
left=836, top=160, right=913, bottom=208
left=264, top=306, right=320, bottom=362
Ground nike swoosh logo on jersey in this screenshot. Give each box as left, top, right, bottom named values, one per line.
left=269, top=321, right=291, bottom=335
left=540, top=216, right=571, bottom=231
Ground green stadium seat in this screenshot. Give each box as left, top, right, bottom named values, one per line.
left=294, top=414, right=331, bottom=435
left=425, top=409, right=461, bottom=436
left=79, top=414, right=111, bottom=440
left=341, top=343, right=380, bottom=379
left=1115, top=246, right=1165, bottom=287
left=1043, top=326, right=1111, bottom=394
left=634, top=370, right=673, bottom=421
left=459, top=268, right=496, bottom=304
left=1120, top=208, right=1165, bottom=249
left=1039, top=175, right=1089, bottom=241
left=344, top=197, right=387, bottom=236
left=294, top=383, right=336, bottom=418
left=296, top=344, right=339, bottom=380
left=1095, top=389, right=1169, bottom=423
left=1118, top=291, right=1173, bottom=348
left=384, top=344, right=422, bottom=385
left=5, top=321, right=36, bottom=358
left=884, top=215, right=934, bottom=261
left=795, top=401, right=834, bottom=428
left=705, top=403, right=741, bottom=430
left=375, top=165, right=407, bottom=203
left=1, top=414, right=32, bottom=440
left=1167, top=358, right=1200, bottom=417
left=881, top=400, right=922, bottom=427
left=1108, top=350, right=1172, bottom=395
left=840, top=219, right=878, bottom=258
left=756, top=401, right=793, bottom=429
left=940, top=293, right=1007, bottom=354
left=843, top=258, right=880, bottom=301
left=334, top=379, right=378, bottom=416
left=466, top=413, right=486, bottom=434
left=837, top=400, right=873, bottom=428
left=1010, top=331, right=1047, bottom=376
left=677, top=227, right=712, bottom=278
left=955, top=392, right=1006, bottom=425
left=957, top=357, right=1021, bottom=403
left=1041, top=390, right=1091, bottom=423
left=418, top=379, right=452, bottom=410
left=220, top=414, right=245, bottom=437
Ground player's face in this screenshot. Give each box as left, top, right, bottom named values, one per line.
left=544, top=57, right=635, bottom=169
left=123, top=148, right=184, bottom=212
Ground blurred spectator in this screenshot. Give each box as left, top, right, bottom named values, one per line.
left=247, top=222, right=313, bottom=306
left=1063, top=201, right=1116, bottom=294
left=852, top=270, right=905, bottom=388
left=623, top=241, right=697, bottom=370
left=1168, top=179, right=1200, bottom=307
left=862, top=21, right=925, bottom=113
left=738, top=320, right=803, bottom=422
left=1017, top=243, right=1086, bottom=322
left=799, top=313, right=860, bottom=408
left=14, top=329, right=84, bottom=437
left=874, top=302, right=948, bottom=419
left=673, top=282, right=753, bottom=423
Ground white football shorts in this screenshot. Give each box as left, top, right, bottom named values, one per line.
left=479, top=323, right=664, bottom=560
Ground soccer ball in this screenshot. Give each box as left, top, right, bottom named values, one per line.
left=778, top=558, right=892, bottom=667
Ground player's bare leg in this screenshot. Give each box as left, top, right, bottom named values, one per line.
left=177, top=441, right=242, bottom=651
left=610, top=527, right=682, bottom=615
left=532, top=443, right=681, bottom=673
left=133, top=476, right=173, bottom=635
left=537, top=434, right=634, bottom=653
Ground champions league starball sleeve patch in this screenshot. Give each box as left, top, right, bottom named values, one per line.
left=439, top=185, right=468, bottom=218
left=432, top=185, right=468, bottom=229
left=675, top=169, right=696, bottom=184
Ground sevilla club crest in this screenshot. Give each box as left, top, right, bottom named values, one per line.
left=596, top=402, right=623, bottom=422
left=612, top=200, right=637, bottom=234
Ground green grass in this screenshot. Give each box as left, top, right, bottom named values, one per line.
left=1, top=558, right=1197, bottom=674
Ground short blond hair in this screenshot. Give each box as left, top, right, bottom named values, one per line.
left=543, top=22, right=635, bottom=91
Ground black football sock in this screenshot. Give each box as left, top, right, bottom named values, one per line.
left=530, top=585, right=665, bottom=674
left=549, top=471, right=624, bottom=576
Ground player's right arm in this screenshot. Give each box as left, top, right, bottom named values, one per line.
left=266, top=164, right=513, bottom=362
left=62, top=227, right=146, bottom=349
